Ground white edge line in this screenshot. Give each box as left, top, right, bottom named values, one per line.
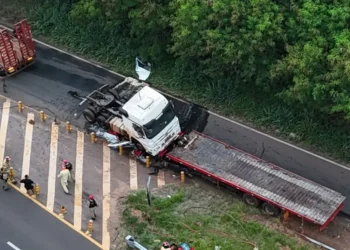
left=102, top=142, right=111, bottom=249
left=0, top=23, right=347, bottom=171
left=74, top=131, right=84, bottom=230
left=7, top=241, right=21, bottom=250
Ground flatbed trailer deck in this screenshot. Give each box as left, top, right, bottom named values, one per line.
left=166, top=131, right=346, bottom=231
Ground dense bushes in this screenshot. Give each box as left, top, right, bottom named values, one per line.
left=2, top=0, right=350, bottom=162
left=69, top=0, right=350, bottom=119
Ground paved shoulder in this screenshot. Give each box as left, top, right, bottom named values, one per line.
left=0, top=188, right=101, bottom=250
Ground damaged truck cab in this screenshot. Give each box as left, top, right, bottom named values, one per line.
left=117, top=85, right=181, bottom=156
left=80, top=77, right=181, bottom=156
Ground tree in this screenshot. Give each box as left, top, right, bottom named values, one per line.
left=170, top=0, right=284, bottom=89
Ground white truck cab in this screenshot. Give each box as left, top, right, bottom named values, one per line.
left=113, top=85, right=181, bottom=156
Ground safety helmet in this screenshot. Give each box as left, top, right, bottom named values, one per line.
left=163, top=242, right=170, bottom=247
left=89, top=195, right=94, bottom=200
left=5, top=156, right=10, bottom=160
left=63, top=159, right=68, bottom=164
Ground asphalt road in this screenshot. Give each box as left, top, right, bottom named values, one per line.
left=2, top=42, right=350, bottom=214
left=0, top=188, right=101, bottom=250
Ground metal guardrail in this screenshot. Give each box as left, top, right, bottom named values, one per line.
left=125, top=235, right=148, bottom=250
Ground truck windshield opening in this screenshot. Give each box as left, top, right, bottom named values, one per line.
left=143, top=104, right=175, bottom=139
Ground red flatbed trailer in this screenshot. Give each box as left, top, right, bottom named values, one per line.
left=165, top=131, right=346, bottom=231
left=0, top=19, right=35, bottom=79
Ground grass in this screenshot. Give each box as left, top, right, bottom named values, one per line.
left=122, top=186, right=315, bottom=250
left=1, top=0, right=350, bottom=164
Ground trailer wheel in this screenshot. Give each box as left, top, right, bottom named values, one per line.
left=83, top=108, right=97, bottom=123
left=262, top=203, right=280, bottom=217
left=97, top=115, right=109, bottom=130
left=243, top=194, right=260, bottom=207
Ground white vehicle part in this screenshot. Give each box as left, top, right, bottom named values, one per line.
left=109, top=117, right=126, bottom=136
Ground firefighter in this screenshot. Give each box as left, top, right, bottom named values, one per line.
left=88, top=195, right=98, bottom=220
left=57, top=166, right=71, bottom=194
left=62, top=159, right=75, bottom=182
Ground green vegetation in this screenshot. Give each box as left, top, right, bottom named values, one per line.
left=122, top=186, right=315, bottom=250
left=1, top=0, right=350, bottom=162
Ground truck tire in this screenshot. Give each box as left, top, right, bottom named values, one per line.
left=83, top=108, right=97, bottom=123
left=96, top=115, right=109, bottom=130
left=262, top=202, right=280, bottom=217
left=243, top=194, right=260, bottom=207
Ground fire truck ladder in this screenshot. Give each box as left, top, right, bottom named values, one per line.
left=14, top=20, right=34, bottom=62
left=0, top=29, right=17, bottom=73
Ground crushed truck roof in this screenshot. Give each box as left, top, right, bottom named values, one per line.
left=166, top=131, right=346, bottom=226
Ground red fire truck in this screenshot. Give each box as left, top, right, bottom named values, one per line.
left=0, top=19, right=35, bottom=78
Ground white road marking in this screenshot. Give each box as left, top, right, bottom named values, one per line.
left=7, top=241, right=21, bottom=250
left=129, top=158, right=138, bottom=190
left=74, top=131, right=84, bottom=230
left=20, top=113, right=34, bottom=192
left=102, top=142, right=111, bottom=249
left=46, top=123, right=59, bottom=211
left=157, top=170, right=165, bottom=187
left=0, top=23, right=346, bottom=171
left=0, top=100, right=10, bottom=162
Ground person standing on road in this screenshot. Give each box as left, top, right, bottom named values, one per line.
left=57, top=166, right=71, bottom=194
left=3, top=156, right=10, bottom=170
left=62, top=159, right=75, bottom=182
left=0, top=167, right=9, bottom=190
left=1, top=156, right=11, bottom=190
left=88, top=195, right=98, bottom=220
left=20, top=175, right=35, bottom=196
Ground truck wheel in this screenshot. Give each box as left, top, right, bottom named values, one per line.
left=83, top=108, right=97, bottom=123
left=243, top=194, right=260, bottom=207
left=97, top=115, right=109, bottom=130
left=135, top=142, right=145, bottom=152
left=262, top=203, right=280, bottom=217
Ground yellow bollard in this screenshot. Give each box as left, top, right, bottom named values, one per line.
left=58, top=206, right=67, bottom=218
left=90, top=132, right=96, bottom=143
left=180, top=171, right=185, bottom=183
left=9, top=167, right=15, bottom=183
left=119, top=145, right=123, bottom=155
left=85, top=219, right=93, bottom=236
left=18, top=101, right=24, bottom=112
left=40, top=111, right=46, bottom=121
left=66, top=121, right=72, bottom=132
left=34, top=183, right=40, bottom=195
left=145, top=156, right=151, bottom=168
